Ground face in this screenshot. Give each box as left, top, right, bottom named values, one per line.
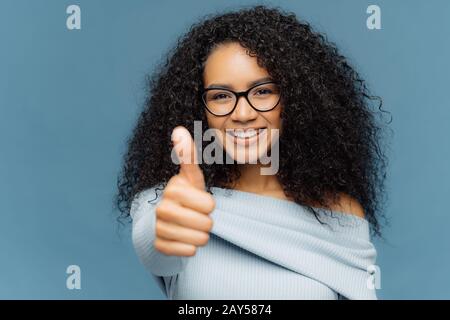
left=203, top=42, right=282, bottom=164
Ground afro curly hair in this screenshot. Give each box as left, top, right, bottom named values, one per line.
left=115, top=5, right=391, bottom=237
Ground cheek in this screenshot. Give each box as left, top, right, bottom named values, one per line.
left=267, top=108, right=282, bottom=129
left=206, top=114, right=226, bottom=130
left=205, top=114, right=215, bottom=129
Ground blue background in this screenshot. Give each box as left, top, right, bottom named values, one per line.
left=1, top=0, right=449, bottom=299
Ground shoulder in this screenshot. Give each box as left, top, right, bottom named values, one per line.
left=130, top=186, right=164, bottom=219
left=328, top=193, right=366, bottom=219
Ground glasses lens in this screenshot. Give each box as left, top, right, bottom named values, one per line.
left=248, top=82, right=280, bottom=111
left=203, top=82, right=281, bottom=115
left=203, top=90, right=236, bottom=115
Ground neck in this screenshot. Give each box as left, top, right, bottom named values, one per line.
left=233, top=163, right=286, bottom=197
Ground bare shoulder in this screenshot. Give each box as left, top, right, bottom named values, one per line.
left=328, top=193, right=366, bottom=219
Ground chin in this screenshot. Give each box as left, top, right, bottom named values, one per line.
left=224, top=144, right=271, bottom=164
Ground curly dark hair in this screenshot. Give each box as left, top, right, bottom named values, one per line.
left=115, top=5, right=391, bottom=237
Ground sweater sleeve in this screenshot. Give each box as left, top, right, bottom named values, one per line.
left=130, top=187, right=190, bottom=291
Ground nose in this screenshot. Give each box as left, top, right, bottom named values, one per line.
left=230, top=96, right=258, bottom=123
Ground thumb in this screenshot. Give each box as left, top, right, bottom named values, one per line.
left=171, top=126, right=205, bottom=190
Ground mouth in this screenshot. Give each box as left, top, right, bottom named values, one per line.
left=225, top=127, right=268, bottom=146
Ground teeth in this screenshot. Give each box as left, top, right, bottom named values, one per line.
left=234, top=130, right=257, bottom=138
left=227, top=128, right=265, bottom=139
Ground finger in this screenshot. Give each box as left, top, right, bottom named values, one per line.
left=171, top=126, right=205, bottom=190
left=153, top=238, right=197, bottom=257
left=156, top=219, right=210, bottom=247
left=156, top=200, right=213, bottom=232
left=164, top=180, right=215, bottom=214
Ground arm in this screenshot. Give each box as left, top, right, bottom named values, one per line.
left=130, top=188, right=190, bottom=277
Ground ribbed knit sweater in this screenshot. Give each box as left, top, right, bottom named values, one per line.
left=130, top=186, right=378, bottom=300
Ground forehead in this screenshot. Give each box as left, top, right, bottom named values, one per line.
left=203, top=42, right=270, bottom=90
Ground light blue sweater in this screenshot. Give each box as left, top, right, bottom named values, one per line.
left=130, top=186, right=378, bottom=300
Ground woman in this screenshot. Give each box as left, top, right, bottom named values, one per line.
left=116, top=5, right=389, bottom=299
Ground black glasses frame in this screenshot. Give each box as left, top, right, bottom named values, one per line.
left=201, top=81, right=281, bottom=117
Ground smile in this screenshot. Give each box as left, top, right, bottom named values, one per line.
left=225, top=128, right=267, bottom=146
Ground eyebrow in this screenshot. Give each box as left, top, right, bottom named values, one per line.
left=205, top=76, right=274, bottom=90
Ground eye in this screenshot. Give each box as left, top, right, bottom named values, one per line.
left=207, top=91, right=233, bottom=101
left=252, top=87, right=274, bottom=97
left=254, top=88, right=272, bottom=95
left=212, top=93, right=231, bottom=100
left=251, top=83, right=280, bottom=97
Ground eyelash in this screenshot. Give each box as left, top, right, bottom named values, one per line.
left=212, top=88, right=273, bottom=100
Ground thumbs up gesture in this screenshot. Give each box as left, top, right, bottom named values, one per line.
left=154, top=126, right=215, bottom=257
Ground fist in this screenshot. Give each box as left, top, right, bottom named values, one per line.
left=154, top=126, right=215, bottom=257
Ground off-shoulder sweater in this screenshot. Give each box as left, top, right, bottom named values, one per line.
left=130, top=186, right=378, bottom=300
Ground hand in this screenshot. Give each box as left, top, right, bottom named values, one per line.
left=153, top=126, right=215, bottom=257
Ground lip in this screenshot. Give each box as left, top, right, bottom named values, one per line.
left=225, top=127, right=267, bottom=147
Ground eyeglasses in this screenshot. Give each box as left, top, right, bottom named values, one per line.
left=202, top=81, right=281, bottom=116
